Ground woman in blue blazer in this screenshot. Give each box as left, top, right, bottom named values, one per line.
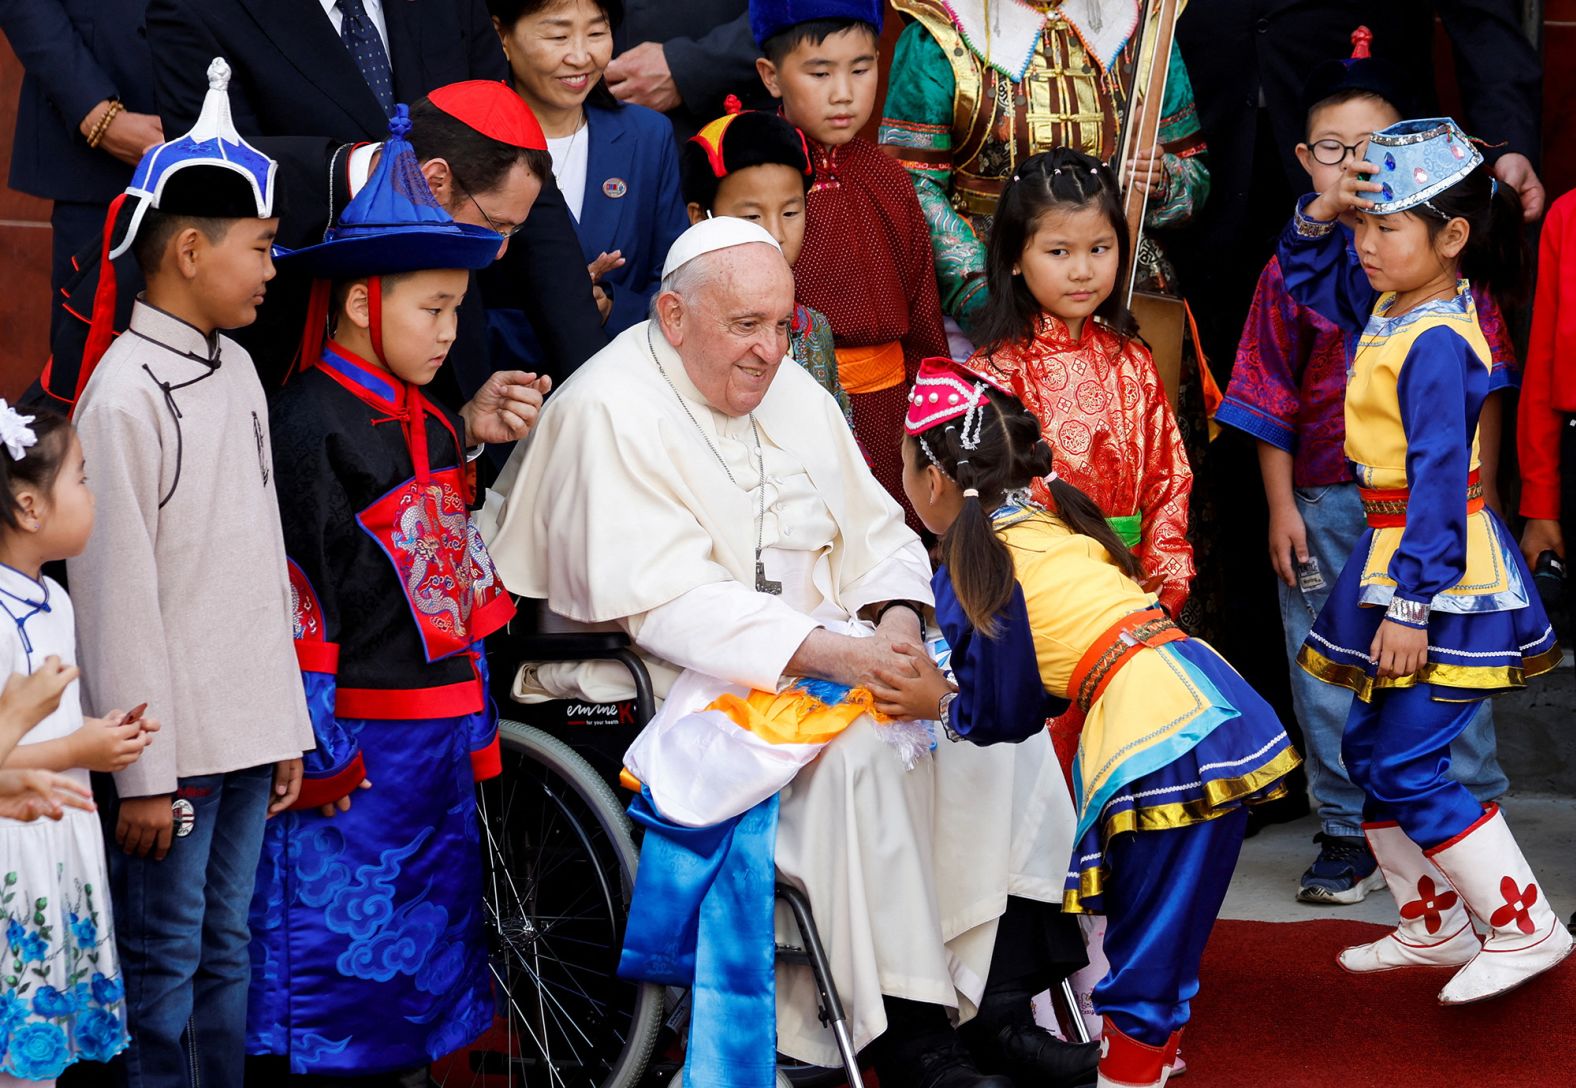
left=485, top=0, right=689, bottom=365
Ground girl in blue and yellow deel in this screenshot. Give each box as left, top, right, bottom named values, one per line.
left=869, top=358, right=1298, bottom=1088
left=1279, top=117, right=1569, bottom=1006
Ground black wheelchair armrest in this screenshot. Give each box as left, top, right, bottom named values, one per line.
left=502, top=602, right=658, bottom=726
left=512, top=631, right=634, bottom=658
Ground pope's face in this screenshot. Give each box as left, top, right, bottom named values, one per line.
left=662, top=246, right=795, bottom=416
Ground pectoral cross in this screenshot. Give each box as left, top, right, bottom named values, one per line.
left=756, top=560, right=783, bottom=596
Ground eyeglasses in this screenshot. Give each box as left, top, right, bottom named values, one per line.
left=464, top=189, right=523, bottom=238
left=1310, top=138, right=1369, bottom=166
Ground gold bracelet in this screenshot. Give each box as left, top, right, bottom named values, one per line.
left=86, top=101, right=124, bottom=149
left=85, top=103, right=111, bottom=147
left=88, top=101, right=122, bottom=148
left=80, top=100, right=110, bottom=140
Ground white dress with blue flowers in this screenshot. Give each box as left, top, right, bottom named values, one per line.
left=0, top=567, right=127, bottom=1080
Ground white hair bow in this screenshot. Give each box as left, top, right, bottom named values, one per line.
left=0, top=400, right=38, bottom=462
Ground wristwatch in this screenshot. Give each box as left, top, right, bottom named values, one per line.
left=937, top=689, right=960, bottom=741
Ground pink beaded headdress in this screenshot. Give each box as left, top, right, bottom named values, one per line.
left=903, top=356, right=1013, bottom=442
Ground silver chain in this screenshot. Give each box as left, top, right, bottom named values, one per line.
left=646, top=327, right=778, bottom=592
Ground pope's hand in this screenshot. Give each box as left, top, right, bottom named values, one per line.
left=461, top=371, right=553, bottom=446
left=0, top=659, right=80, bottom=743
left=0, top=769, right=93, bottom=822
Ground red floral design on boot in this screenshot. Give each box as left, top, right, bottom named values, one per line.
left=1489, top=876, right=1540, bottom=936
left=1399, top=875, right=1461, bottom=935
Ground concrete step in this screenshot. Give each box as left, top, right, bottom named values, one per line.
left=1492, top=656, right=1575, bottom=795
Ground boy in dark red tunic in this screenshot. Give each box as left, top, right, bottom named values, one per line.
left=751, top=0, right=947, bottom=527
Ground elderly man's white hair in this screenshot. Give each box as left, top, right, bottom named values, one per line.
left=650, top=216, right=786, bottom=318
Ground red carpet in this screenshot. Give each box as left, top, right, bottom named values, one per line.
left=1184, top=919, right=1576, bottom=1087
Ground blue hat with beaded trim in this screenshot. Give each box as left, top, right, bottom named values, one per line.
left=748, top=0, right=883, bottom=48
left=276, top=103, right=503, bottom=280
left=1363, top=117, right=1484, bottom=215
left=107, top=57, right=277, bottom=261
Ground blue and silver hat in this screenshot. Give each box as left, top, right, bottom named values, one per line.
left=1363, top=117, right=1483, bottom=215
left=108, top=57, right=277, bottom=260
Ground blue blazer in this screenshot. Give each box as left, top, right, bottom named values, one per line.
left=577, top=101, right=689, bottom=335
left=1, top=0, right=156, bottom=203
left=485, top=100, right=686, bottom=374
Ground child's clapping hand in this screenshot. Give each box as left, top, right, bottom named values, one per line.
left=1306, top=160, right=1386, bottom=223
left=868, top=643, right=956, bottom=722
left=73, top=709, right=158, bottom=773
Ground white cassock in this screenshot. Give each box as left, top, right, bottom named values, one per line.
left=483, top=321, right=1074, bottom=1066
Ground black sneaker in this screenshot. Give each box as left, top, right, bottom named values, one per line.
left=1296, top=833, right=1386, bottom=905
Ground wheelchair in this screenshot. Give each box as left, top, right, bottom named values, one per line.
left=437, top=610, right=865, bottom=1088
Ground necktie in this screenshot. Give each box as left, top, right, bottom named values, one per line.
left=338, top=0, right=394, bottom=116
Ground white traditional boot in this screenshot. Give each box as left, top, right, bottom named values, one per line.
left=1096, top=1019, right=1179, bottom=1088
left=1338, top=821, right=1480, bottom=973
left=1429, top=805, right=1575, bottom=1004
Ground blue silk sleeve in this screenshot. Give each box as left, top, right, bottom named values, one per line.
left=297, top=670, right=363, bottom=791
left=284, top=559, right=365, bottom=809
left=467, top=642, right=502, bottom=781
left=1389, top=325, right=1489, bottom=610
left=933, top=565, right=1069, bottom=744
left=1277, top=196, right=1378, bottom=333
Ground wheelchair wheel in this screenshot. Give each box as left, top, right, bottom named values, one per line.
left=468, top=719, right=663, bottom=1088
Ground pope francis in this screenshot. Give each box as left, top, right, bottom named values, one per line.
left=483, top=219, right=1075, bottom=1087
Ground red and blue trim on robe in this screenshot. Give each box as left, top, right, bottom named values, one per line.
left=247, top=343, right=513, bottom=1074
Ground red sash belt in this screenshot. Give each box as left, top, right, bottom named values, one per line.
left=1068, top=607, right=1186, bottom=714
left=1360, top=469, right=1483, bottom=528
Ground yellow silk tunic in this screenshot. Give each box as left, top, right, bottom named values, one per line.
left=1001, top=511, right=1235, bottom=835
left=1344, top=285, right=1515, bottom=610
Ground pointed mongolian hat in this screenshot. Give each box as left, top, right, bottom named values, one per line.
left=275, top=103, right=504, bottom=280
left=79, top=57, right=278, bottom=385
left=107, top=57, right=277, bottom=262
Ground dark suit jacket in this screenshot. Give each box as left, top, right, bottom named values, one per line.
left=142, top=0, right=606, bottom=402
left=616, top=0, right=772, bottom=141
left=1169, top=0, right=1540, bottom=378
left=1177, top=0, right=1540, bottom=212
left=480, top=100, right=686, bottom=412
left=1, top=0, right=156, bottom=203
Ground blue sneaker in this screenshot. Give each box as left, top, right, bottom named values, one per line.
left=1297, top=833, right=1386, bottom=905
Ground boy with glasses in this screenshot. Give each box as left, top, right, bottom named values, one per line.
left=1216, top=27, right=1516, bottom=907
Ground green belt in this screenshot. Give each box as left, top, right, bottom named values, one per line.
left=1106, top=514, right=1142, bottom=549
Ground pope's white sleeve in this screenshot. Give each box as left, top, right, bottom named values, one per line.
left=840, top=538, right=936, bottom=617
left=625, top=582, right=821, bottom=692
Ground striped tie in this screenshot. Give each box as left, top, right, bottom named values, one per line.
left=338, top=0, right=394, bottom=115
